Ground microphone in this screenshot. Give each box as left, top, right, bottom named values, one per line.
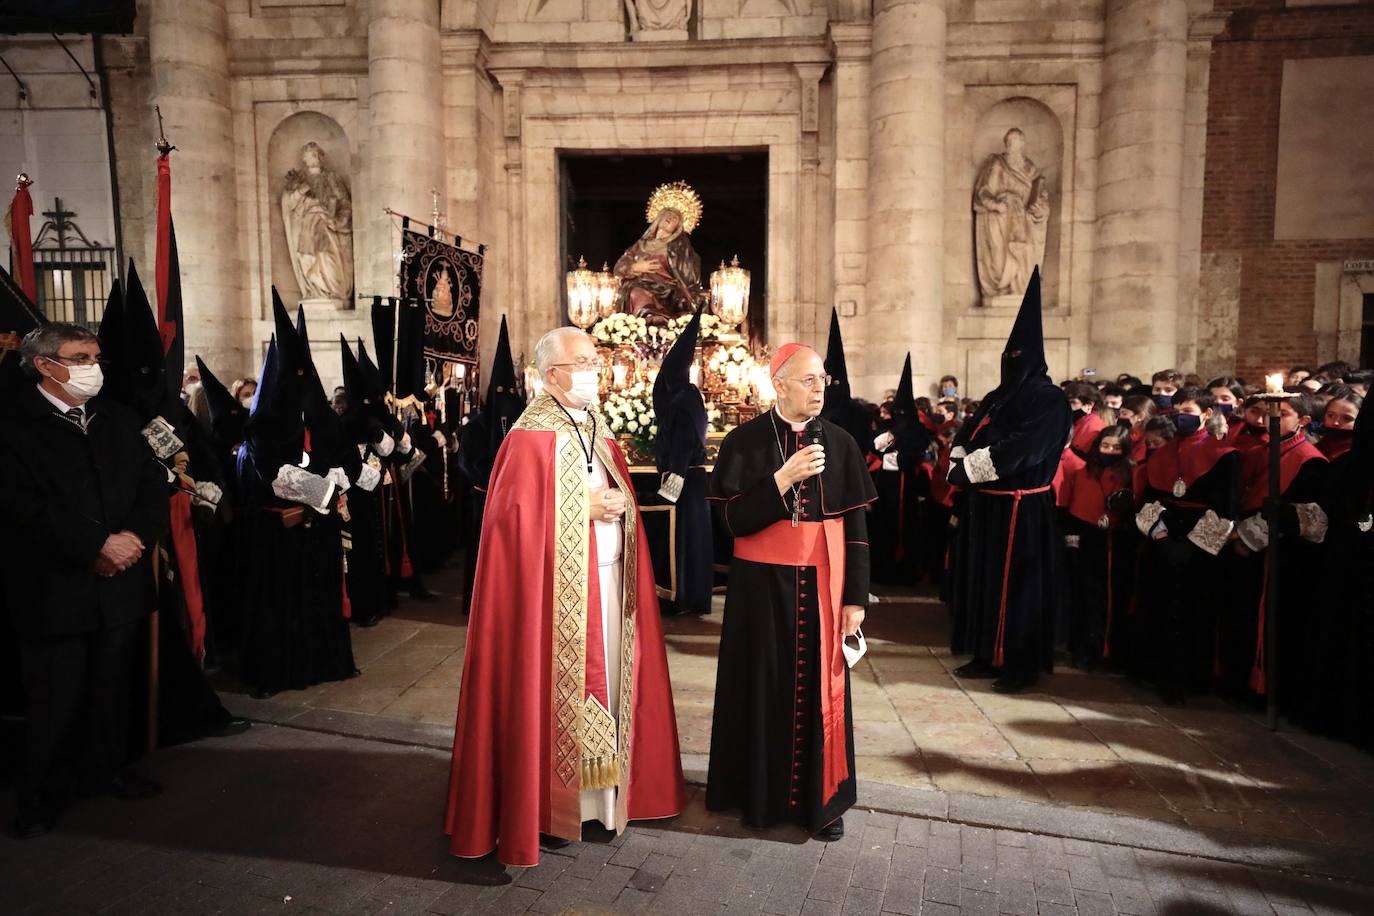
left=802, top=417, right=823, bottom=450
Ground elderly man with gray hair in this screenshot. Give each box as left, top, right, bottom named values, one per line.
left=0, top=322, right=169, bottom=838
left=443, top=325, right=684, bottom=867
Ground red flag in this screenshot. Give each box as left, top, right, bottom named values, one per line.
left=7, top=179, right=36, bottom=303
left=155, top=153, right=172, bottom=326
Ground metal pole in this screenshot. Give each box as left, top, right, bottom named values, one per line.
left=1265, top=399, right=1282, bottom=731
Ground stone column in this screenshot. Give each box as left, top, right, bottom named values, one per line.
left=147, top=0, right=246, bottom=374
left=367, top=0, right=443, bottom=298
left=829, top=23, right=871, bottom=371
left=1090, top=0, right=1189, bottom=376
left=862, top=0, right=945, bottom=400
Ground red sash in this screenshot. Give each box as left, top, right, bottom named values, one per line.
left=734, top=518, right=849, bottom=803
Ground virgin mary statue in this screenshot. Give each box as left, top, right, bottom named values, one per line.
left=614, top=181, right=707, bottom=324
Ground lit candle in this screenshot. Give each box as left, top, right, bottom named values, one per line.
left=1265, top=373, right=1284, bottom=396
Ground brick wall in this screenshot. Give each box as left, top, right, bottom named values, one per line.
left=1201, top=0, right=1374, bottom=380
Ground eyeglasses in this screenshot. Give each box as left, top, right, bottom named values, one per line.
left=779, top=373, right=832, bottom=390
left=45, top=354, right=107, bottom=368
left=550, top=359, right=605, bottom=372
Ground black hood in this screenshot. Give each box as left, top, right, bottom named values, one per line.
left=822, top=307, right=852, bottom=415
left=119, top=261, right=174, bottom=424
left=484, top=314, right=524, bottom=451
left=196, top=355, right=246, bottom=447
left=655, top=305, right=702, bottom=401
left=997, top=267, right=1049, bottom=394
left=370, top=295, right=396, bottom=394
left=892, top=353, right=916, bottom=418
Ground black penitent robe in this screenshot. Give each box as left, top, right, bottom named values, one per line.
left=947, top=383, right=1071, bottom=675
left=654, top=385, right=713, bottom=616
left=705, top=411, right=876, bottom=832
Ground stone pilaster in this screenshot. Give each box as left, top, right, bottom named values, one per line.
left=366, top=0, right=443, bottom=298
left=828, top=23, right=871, bottom=370
left=1090, top=0, right=1189, bottom=376
left=862, top=0, right=946, bottom=400
left=147, top=0, right=246, bottom=374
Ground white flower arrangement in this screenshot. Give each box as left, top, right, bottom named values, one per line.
left=706, top=344, right=751, bottom=372
left=591, top=313, right=649, bottom=346
left=603, top=381, right=657, bottom=454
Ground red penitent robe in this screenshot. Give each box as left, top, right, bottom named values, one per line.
left=444, top=397, right=684, bottom=867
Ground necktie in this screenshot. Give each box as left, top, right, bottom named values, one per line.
left=64, top=407, right=86, bottom=430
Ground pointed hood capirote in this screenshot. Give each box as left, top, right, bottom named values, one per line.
left=484, top=314, right=524, bottom=450
left=997, top=266, right=1049, bottom=394
left=119, top=260, right=174, bottom=423
left=370, top=295, right=396, bottom=394
left=822, top=307, right=851, bottom=413
left=96, top=278, right=129, bottom=407
left=196, top=354, right=246, bottom=447
left=652, top=305, right=706, bottom=474
left=893, top=353, right=916, bottom=418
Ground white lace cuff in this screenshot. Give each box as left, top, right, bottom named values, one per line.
left=272, top=464, right=336, bottom=514
left=949, top=446, right=967, bottom=460
left=355, top=463, right=381, bottom=492
left=142, top=417, right=184, bottom=461
left=1187, top=510, right=1233, bottom=556
left=325, top=467, right=351, bottom=494
left=658, top=472, right=684, bottom=503
left=1295, top=502, right=1328, bottom=544
left=1135, top=501, right=1164, bottom=537
left=1237, top=514, right=1269, bottom=552
left=375, top=432, right=396, bottom=457
left=193, top=480, right=223, bottom=509
left=1065, top=534, right=1081, bottom=549
left=963, top=446, right=998, bottom=485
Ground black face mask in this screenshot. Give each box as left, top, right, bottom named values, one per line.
left=1098, top=453, right=1124, bottom=466
left=1174, top=414, right=1202, bottom=435
left=1116, top=418, right=1132, bottom=432
left=1217, top=403, right=1235, bottom=415
left=1322, top=427, right=1354, bottom=439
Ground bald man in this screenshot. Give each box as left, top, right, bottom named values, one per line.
left=705, top=343, right=877, bottom=841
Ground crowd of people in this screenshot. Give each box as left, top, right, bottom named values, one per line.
left=845, top=331, right=1371, bottom=746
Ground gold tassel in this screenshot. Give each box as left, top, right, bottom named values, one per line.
left=580, top=756, right=623, bottom=790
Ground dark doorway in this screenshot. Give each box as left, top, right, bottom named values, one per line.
left=559, top=150, right=769, bottom=342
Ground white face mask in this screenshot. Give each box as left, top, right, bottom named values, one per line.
left=49, top=361, right=104, bottom=402
left=564, top=370, right=600, bottom=409
left=240, top=396, right=254, bottom=409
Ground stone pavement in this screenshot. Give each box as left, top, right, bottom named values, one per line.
left=3, top=722, right=1374, bottom=916
left=224, top=585, right=1374, bottom=858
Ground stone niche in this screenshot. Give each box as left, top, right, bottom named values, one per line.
left=266, top=111, right=355, bottom=310
left=969, top=96, right=1064, bottom=311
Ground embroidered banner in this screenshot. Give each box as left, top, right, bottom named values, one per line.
left=398, top=228, right=482, bottom=369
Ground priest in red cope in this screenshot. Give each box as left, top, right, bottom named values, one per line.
left=444, top=327, right=684, bottom=867
left=706, top=343, right=877, bottom=841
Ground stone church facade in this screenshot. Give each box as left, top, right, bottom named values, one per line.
left=8, top=0, right=1370, bottom=396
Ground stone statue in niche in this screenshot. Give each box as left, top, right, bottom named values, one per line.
left=614, top=180, right=708, bottom=324
left=973, top=127, right=1050, bottom=302
left=625, top=0, right=691, bottom=40
left=281, top=141, right=354, bottom=304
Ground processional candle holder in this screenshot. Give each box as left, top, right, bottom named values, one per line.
left=1260, top=373, right=1289, bottom=732
left=594, top=262, right=620, bottom=320
left=710, top=255, right=750, bottom=334
left=566, top=256, right=599, bottom=329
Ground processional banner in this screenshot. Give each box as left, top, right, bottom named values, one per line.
left=399, top=228, right=483, bottom=370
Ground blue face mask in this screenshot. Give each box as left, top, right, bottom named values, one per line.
left=1174, top=413, right=1202, bottom=435
left=941, top=386, right=957, bottom=397
left=1153, top=393, right=1174, bottom=410
left=1217, top=403, right=1234, bottom=415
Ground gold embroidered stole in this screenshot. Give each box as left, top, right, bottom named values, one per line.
left=513, top=395, right=640, bottom=797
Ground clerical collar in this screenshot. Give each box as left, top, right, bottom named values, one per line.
left=773, top=405, right=809, bottom=433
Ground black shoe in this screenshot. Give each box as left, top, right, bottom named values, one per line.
left=12, top=793, right=57, bottom=839
left=953, top=659, right=999, bottom=679
left=539, top=833, right=571, bottom=850
left=993, top=672, right=1037, bottom=694
left=816, top=817, right=844, bottom=841
left=206, top=717, right=252, bottom=738
left=353, top=615, right=383, bottom=628
left=86, top=771, right=162, bottom=801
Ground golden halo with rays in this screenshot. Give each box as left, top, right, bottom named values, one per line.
left=645, top=180, right=703, bottom=234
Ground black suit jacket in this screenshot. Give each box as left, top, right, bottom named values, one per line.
left=0, top=384, right=169, bottom=637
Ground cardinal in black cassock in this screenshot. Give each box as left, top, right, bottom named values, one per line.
left=456, top=314, right=524, bottom=613
left=650, top=306, right=712, bottom=615
left=706, top=343, right=876, bottom=840
left=947, top=269, right=1071, bottom=694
